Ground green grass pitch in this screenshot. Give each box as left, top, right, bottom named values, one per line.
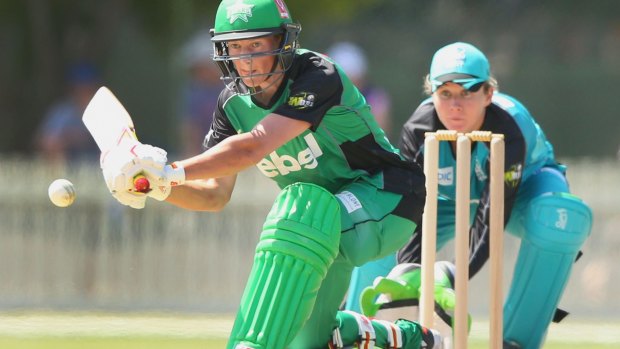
left=0, top=312, right=617, bottom=348
left=1, top=338, right=618, bottom=349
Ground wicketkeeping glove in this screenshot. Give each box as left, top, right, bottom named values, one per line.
left=360, top=263, right=422, bottom=317
left=360, top=261, right=471, bottom=333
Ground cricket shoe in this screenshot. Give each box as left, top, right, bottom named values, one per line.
left=503, top=340, right=522, bottom=349
left=420, top=326, right=443, bottom=349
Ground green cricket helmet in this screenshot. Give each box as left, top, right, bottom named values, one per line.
left=210, top=0, right=301, bottom=95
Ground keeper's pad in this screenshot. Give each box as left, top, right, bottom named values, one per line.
left=504, top=193, right=592, bottom=349
left=227, top=183, right=341, bottom=349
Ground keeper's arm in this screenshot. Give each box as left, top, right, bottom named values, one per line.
left=468, top=137, right=524, bottom=277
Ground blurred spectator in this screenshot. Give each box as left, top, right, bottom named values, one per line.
left=34, top=62, right=100, bottom=164
left=327, top=41, right=393, bottom=139
left=178, top=30, right=222, bottom=157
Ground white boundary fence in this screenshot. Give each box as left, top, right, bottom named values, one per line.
left=0, top=157, right=618, bottom=319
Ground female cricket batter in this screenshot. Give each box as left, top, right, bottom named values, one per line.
left=99, top=0, right=443, bottom=348
left=348, top=42, right=593, bottom=349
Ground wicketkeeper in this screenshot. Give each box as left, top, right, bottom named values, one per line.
left=346, top=42, right=593, bottom=349
left=100, top=0, right=444, bottom=348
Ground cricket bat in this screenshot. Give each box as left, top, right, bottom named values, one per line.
left=82, top=86, right=150, bottom=192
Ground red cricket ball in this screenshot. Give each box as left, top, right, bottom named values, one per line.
left=134, top=176, right=150, bottom=193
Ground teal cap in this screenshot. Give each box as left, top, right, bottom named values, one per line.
left=429, top=42, right=490, bottom=92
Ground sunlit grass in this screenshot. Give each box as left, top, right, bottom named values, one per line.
left=0, top=337, right=617, bottom=349
left=0, top=312, right=617, bottom=349
left=0, top=337, right=227, bottom=349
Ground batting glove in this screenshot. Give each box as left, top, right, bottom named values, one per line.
left=111, top=187, right=147, bottom=209
left=132, top=162, right=185, bottom=202
left=101, top=139, right=168, bottom=207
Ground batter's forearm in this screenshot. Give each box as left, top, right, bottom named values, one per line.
left=178, top=134, right=264, bottom=180
left=165, top=179, right=233, bottom=211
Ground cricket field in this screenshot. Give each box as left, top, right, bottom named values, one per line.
left=0, top=312, right=618, bottom=348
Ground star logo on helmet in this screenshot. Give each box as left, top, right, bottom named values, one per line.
left=227, top=0, right=255, bottom=24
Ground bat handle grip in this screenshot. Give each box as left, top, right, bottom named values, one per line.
left=133, top=174, right=151, bottom=193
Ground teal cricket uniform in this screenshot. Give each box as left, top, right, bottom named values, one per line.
left=348, top=92, right=592, bottom=349
left=205, top=49, right=426, bottom=348
left=397, top=93, right=559, bottom=272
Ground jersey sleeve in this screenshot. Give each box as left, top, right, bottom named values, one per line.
left=398, top=101, right=437, bottom=165
left=399, top=120, right=419, bottom=162
left=273, top=53, right=343, bottom=131
left=468, top=110, right=526, bottom=277
left=203, top=90, right=237, bottom=150
left=395, top=101, right=441, bottom=265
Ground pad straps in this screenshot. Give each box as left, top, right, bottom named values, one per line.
left=329, top=327, right=344, bottom=349
left=342, top=310, right=376, bottom=349
left=375, top=320, right=404, bottom=349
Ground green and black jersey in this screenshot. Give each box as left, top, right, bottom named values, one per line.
left=205, top=48, right=419, bottom=195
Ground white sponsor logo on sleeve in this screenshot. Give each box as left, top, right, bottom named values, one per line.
left=336, top=191, right=363, bottom=213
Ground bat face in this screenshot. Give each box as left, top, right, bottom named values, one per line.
left=82, top=86, right=151, bottom=193
left=82, top=86, right=138, bottom=152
